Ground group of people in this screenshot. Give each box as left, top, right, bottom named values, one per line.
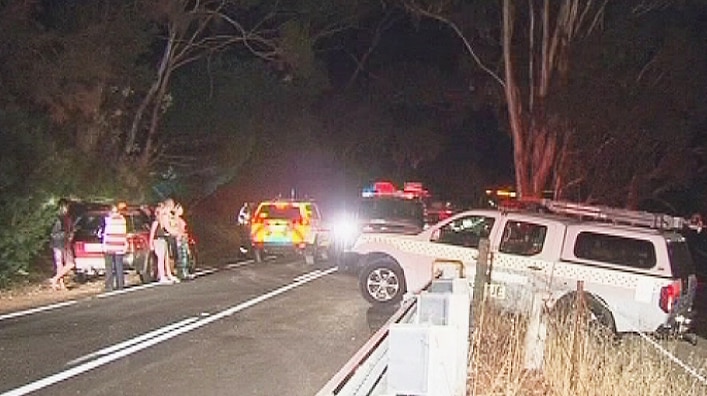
left=48, top=197, right=190, bottom=291
left=149, top=198, right=189, bottom=284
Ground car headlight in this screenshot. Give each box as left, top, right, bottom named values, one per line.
left=331, top=214, right=360, bottom=245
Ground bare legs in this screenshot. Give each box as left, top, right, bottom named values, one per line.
left=50, top=248, right=69, bottom=290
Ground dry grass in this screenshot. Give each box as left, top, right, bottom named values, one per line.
left=468, top=301, right=707, bottom=396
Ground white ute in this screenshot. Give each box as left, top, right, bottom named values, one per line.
left=348, top=200, right=698, bottom=336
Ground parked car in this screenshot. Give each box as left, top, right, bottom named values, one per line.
left=70, top=205, right=153, bottom=282
left=71, top=203, right=198, bottom=283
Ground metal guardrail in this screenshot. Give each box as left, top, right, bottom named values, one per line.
left=316, top=297, right=417, bottom=396
left=317, top=277, right=472, bottom=396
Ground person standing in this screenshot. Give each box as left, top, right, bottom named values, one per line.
left=237, top=202, right=251, bottom=255
left=103, top=204, right=128, bottom=291
left=149, top=201, right=179, bottom=284
left=170, top=203, right=190, bottom=280
left=49, top=199, right=72, bottom=290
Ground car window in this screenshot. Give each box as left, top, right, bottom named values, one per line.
left=256, top=204, right=301, bottom=220
left=499, top=221, right=547, bottom=256
left=74, top=214, right=104, bottom=237
left=125, top=212, right=151, bottom=233
left=432, top=215, right=495, bottom=248
left=574, top=232, right=656, bottom=269
left=667, top=241, right=697, bottom=278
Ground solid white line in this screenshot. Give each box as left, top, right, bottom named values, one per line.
left=0, top=301, right=77, bottom=322
left=66, top=317, right=200, bottom=366
left=97, top=283, right=158, bottom=298
left=1, top=266, right=338, bottom=396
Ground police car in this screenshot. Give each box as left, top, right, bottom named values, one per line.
left=249, top=198, right=329, bottom=265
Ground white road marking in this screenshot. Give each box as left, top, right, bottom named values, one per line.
left=0, top=301, right=77, bottom=322
left=226, top=260, right=252, bottom=269
left=293, top=270, right=322, bottom=282
left=0, top=266, right=338, bottom=396
left=97, top=283, right=158, bottom=298
left=66, top=317, right=200, bottom=366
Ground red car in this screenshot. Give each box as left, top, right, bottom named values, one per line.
left=70, top=205, right=153, bottom=282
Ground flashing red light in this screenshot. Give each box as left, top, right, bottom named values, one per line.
left=374, top=181, right=397, bottom=195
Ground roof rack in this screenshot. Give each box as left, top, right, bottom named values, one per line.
left=502, top=198, right=701, bottom=232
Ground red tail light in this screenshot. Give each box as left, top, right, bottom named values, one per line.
left=293, top=217, right=309, bottom=226
left=659, top=280, right=682, bottom=313
left=128, top=235, right=147, bottom=251
left=73, top=241, right=85, bottom=254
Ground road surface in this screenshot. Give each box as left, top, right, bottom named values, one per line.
left=0, top=257, right=391, bottom=396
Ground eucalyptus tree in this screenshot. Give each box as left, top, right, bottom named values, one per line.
left=399, top=0, right=702, bottom=205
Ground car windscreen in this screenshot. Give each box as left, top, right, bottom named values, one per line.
left=357, top=198, right=424, bottom=223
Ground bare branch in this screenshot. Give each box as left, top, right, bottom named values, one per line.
left=404, top=1, right=505, bottom=88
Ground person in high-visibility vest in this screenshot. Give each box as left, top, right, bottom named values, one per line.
left=103, top=204, right=128, bottom=291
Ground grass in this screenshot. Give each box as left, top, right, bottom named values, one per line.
left=467, top=300, right=707, bottom=396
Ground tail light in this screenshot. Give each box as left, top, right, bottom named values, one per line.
left=659, top=280, right=682, bottom=313
left=128, top=235, right=147, bottom=252
left=293, top=217, right=310, bottom=226
left=73, top=241, right=85, bottom=254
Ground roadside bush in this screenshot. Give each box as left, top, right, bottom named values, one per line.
left=0, top=109, right=151, bottom=287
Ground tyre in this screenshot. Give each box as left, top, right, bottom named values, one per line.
left=253, top=248, right=264, bottom=263
left=358, top=258, right=406, bottom=306
left=551, top=292, right=617, bottom=337
left=74, top=272, right=89, bottom=284
left=304, top=244, right=317, bottom=265
left=139, top=253, right=156, bottom=284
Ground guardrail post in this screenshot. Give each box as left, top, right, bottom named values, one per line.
left=523, top=292, right=547, bottom=370
left=387, top=278, right=471, bottom=396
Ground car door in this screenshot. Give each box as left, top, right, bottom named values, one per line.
left=427, top=213, right=498, bottom=282
left=487, top=216, right=561, bottom=312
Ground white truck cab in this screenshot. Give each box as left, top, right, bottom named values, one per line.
left=348, top=200, right=698, bottom=336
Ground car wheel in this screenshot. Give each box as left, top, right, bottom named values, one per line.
left=187, top=243, right=197, bottom=273
left=359, top=258, right=406, bottom=306
left=304, top=244, right=317, bottom=265
left=551, top=292, right=617, bottom=338
left=254, top=248, right=263, bottom=263
left=74, top=272, right=89, bottom=284
left=139, top=253, right=156, bottom=284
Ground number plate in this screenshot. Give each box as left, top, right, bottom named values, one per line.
left=484, top=283, right=506, bottom=299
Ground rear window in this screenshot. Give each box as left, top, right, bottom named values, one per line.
left=357, top=198, right=424, bottom=223
left=667, top=241, right=696, bottom=279
left=74, top=211, right=150, bottom=236
left=574, top=232, right=656, bottom=269
left=256, top=204, right=302, bottom=220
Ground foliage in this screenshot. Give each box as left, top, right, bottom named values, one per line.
left=553, top=4, right=707, bottom=209
left=0, top=106, right=152, bottom=287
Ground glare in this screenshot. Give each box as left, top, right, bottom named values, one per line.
left=331, top=213, right=360, bottom=245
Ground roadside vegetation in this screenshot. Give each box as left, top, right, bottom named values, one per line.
left=468, top=301, right=707, bottom=396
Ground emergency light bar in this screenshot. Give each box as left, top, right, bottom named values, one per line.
left=362, top=181, right=428, bottom=199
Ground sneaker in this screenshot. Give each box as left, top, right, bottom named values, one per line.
left=169, top=276, right=181, bottom=284
left=158, top=278, right=173, bottom=285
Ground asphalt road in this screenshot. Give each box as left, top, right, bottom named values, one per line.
left=0, top=257, right=389, bottom=396
left=1, top=258, right=706, bottom=396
